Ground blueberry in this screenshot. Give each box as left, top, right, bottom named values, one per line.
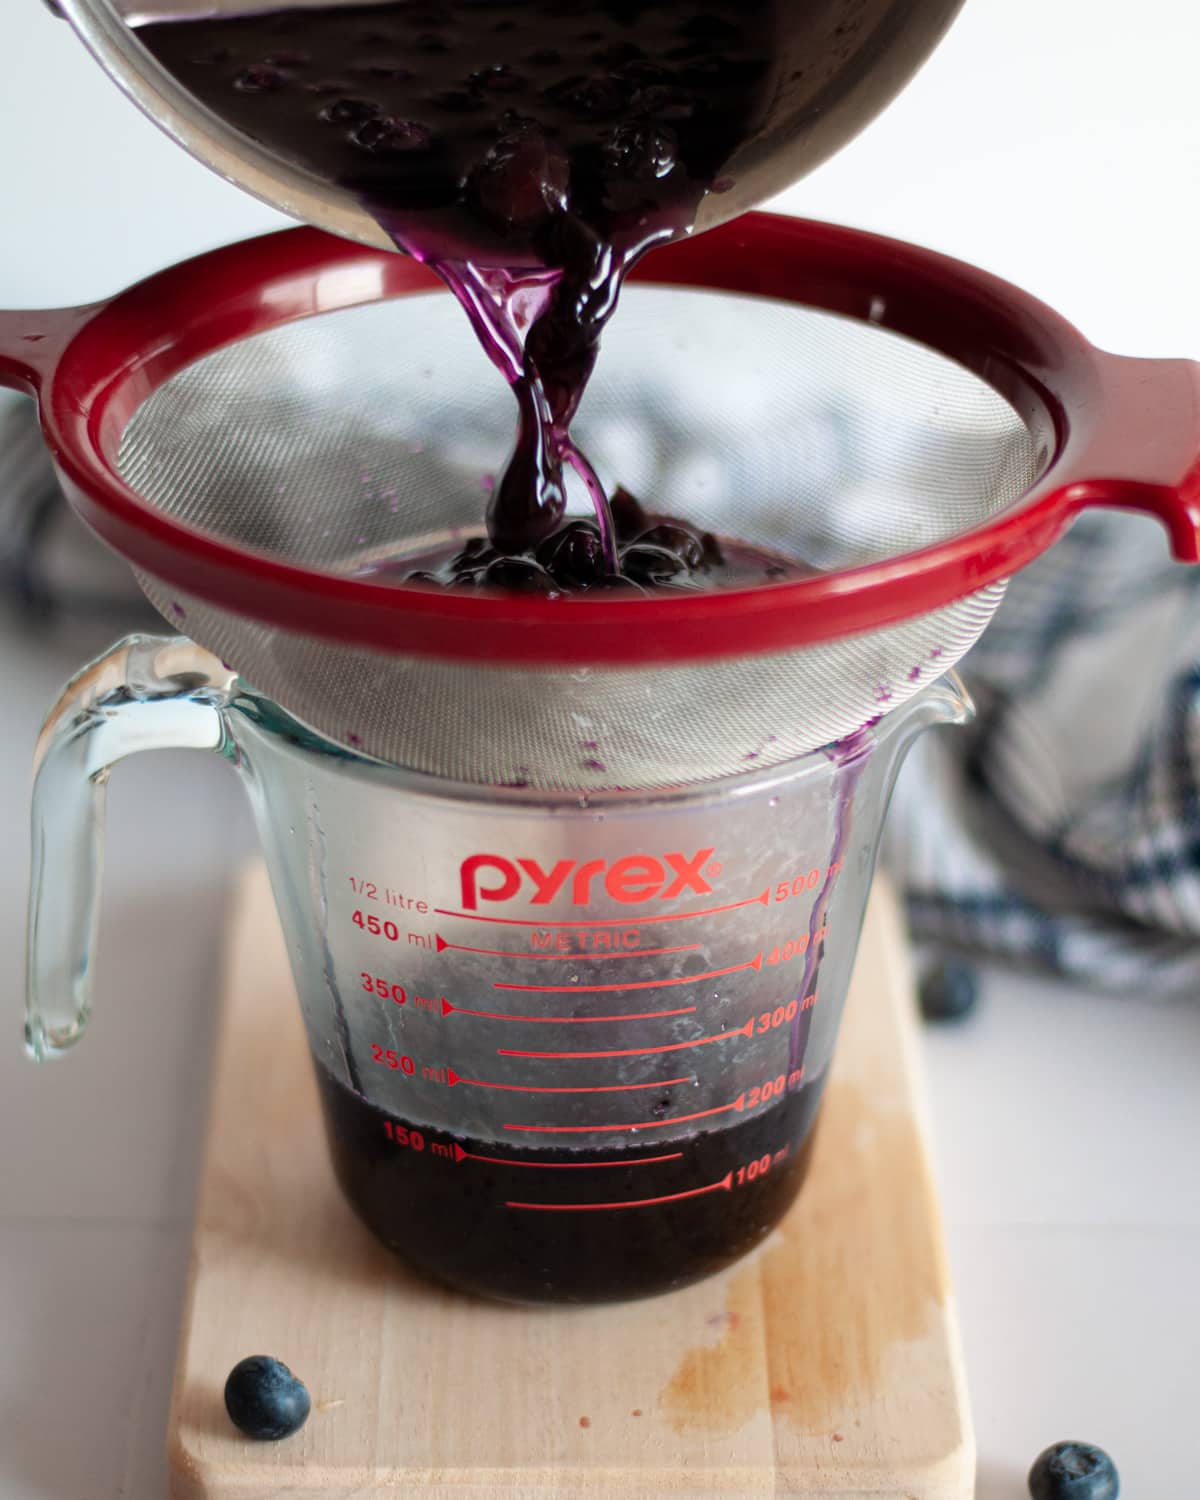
left=701, top=530, right=725, bottom=567
left=320, top=96, right=380, bottom=125
left=224, top=1356, right=310, bottom=1442
left=603, top=123, right=677, bottom=180
left=451, top=536, right=494, bottom=567
left=637, top=522, right=704, bottom=569
left=609, top=485, right=648, bottom=542
left=918, top=958, right=981, bottom=1023
left=536, top=520, right=607, bottom=587
left=1028, top=1442, right=1119, bottom=1500
left=470, top=131, right=569, bottom=232
left=352, top=117, right=433, bottom=153
left=235, top=64, right=287, bottom=92
left=482, top=557, right=559, bottom=594
left=620, top=542, right=687, bottom=585
left=545, top=74, right=630, bottom=118
left=632, top=84, right=696, bottom=122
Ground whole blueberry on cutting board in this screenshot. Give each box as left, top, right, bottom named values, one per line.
left=1028, top=1441, right=1119, bottom=1499
left=918, top=958, right=980, bottom=1022
left=224, top=1355, right=311, bottom=1441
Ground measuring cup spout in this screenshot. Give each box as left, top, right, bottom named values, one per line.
left=874, top=670, right=972, bottom=768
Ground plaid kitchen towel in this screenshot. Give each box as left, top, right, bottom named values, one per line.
left=885, top=508, right=1200, bottom=995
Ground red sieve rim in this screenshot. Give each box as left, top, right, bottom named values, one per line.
left=2, top=212, right=1199, bottom=666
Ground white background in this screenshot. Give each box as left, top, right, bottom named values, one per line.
left=1, top=2, right=1199, bottom=1496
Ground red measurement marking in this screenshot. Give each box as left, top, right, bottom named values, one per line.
left=432, top=889, right=770, bottom=928
left=498, top=1017, right=754, bottom=1060
left=436, top=934, right=702, bottom=960
left=505, top=1093, right=745, bottom=1134
left=442, top=997, right=697, bottom=1023
left=445, top=1068, right=692, bottom=1095
left=453, top=1144, right=685, bottom=1168
left=495, top=953, right=762, bottom=994
left=507, top=1172, right=734, bottom=1212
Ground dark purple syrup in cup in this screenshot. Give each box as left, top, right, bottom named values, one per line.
left=315, top=1055, right=826, bottom=1302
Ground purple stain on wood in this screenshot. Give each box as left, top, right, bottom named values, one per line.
left=907, top=665, right=922, bottom=682
left=743, top=751, right=759, bottom=760
left=583, top=757, right=607, bottom=773
left=705, top=1310, right=741, bottom=1330
left=170, top=601, right=186, bottom=619
left=581, top=739, right=599, bottom=750
left=481, top=473, right=496, bottom=493
left=347, top=731, right=363, bottom=747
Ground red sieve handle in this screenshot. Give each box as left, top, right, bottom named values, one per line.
left=1055, top=351, right=1200, bottom=562
left=0, top=304, right=104, bottom=398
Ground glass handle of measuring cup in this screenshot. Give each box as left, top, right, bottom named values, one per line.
left=25, top=634, right=237, bottom=1060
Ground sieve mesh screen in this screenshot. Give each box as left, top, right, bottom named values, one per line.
left=118, top=285, right=1038, bottom=786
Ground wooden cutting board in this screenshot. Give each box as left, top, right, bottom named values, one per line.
left=168, top=865, right=973, bottom=1498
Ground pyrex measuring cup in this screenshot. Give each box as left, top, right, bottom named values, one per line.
left=26, top=634, right=967, bottom=1302
left=12, top=216, right=1200, bottom=1301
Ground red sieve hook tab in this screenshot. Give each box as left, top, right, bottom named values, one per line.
left=1059, top=352, right=1200, bottom=562
left=0, top=304, right=102, bottom=399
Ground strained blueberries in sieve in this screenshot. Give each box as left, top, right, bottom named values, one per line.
left=394, top=503, right=806, bottom=595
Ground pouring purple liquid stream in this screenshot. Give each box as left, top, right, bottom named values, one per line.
left=137, top=0, right=781, bottom=571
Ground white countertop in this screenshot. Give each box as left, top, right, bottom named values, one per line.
left=3, top=2, right=1199, bottom=1496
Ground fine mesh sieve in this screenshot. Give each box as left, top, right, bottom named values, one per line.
left=121, top=287, right=1030, bottom=787
left=5, top=214, right=1199, bottom=790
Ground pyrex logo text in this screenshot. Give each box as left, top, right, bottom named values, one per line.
left=460, top=849, right=718, bottom=910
